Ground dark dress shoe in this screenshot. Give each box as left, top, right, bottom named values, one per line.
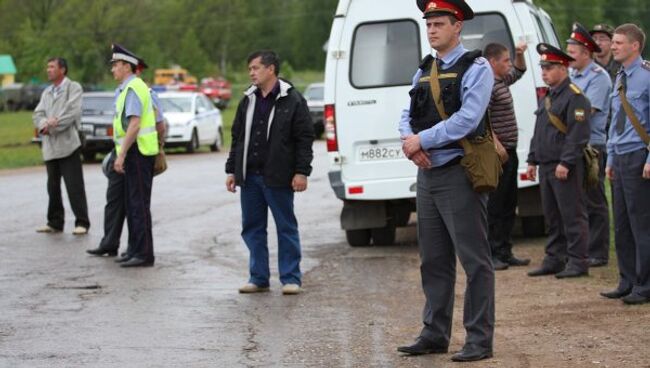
left=588, top=258, right=608, bottom=268
left=114, top=254, right=132, bottom=263
left=600, top=287, right=631, bottom=299
left=397, top=337, right=448, bottom=355
left=528, top=266, right=562, bottom=277
left=555, top=268, right=588, bottom=279
left=492, top=257, right=509, bottom=271
left=86, top=247, right=118, bottom=257
left=451, top=344, right=493, bottom=362
left=504, top=255, right=530, bottom=266
left=120, top=257, right=154, bottom=268
left=622, top=293, right=650, bottom=305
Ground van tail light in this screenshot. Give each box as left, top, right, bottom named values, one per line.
left=536, top=87, right=548, bottom=100
left=325, top=104, right=338, bottom=152
left=107, top=126, right=114, bottom=138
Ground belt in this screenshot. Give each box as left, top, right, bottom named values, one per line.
left=435, top=156, right=462, bottom=169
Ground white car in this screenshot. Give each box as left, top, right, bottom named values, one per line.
left=159, top=91, right=224, bottom=153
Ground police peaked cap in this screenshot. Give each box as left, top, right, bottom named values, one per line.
left=567, top=22, right=602, bottom=53
left=590, top=23, right=615, bottom=39
left=416, top=0, right=474, bottom=21
left=537, top=43, right=575, bottom=67
left=110, top=43, right=140, bottom=66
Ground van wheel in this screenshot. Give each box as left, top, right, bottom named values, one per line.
left=522, top=216, right=546, bottom=237
left=346, top=229, right=371, bottom=247
left=371, top=221, right=396, bottom=245
left=186, top=129, right=199, bottom=153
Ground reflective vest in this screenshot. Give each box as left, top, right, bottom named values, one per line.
left=113, top=77, right=159, bottom=156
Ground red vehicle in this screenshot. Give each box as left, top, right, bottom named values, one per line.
left=200, top=77, right=232, bottom=109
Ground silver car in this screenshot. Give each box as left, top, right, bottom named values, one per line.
left=304, top=82, right=324, bottom=138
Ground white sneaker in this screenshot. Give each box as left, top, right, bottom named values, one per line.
left=238, top=283, right=270, bottom=294
left=281, top=284, right=302, bottom=295
left=36, top=225, right=61, bottom=233
left=72, top=226, right=88, bottom=235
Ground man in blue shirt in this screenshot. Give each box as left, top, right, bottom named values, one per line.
left=601, top=24, right=650, bottom=305
left=397, top=0, right=495, bottom=363
left=566, top=22, right=613, bottom=268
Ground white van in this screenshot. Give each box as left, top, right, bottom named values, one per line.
left=324, top=0, right=561, bottom=246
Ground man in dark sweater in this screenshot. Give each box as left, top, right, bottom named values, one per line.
left=225, top=50, right=314, bottom=295
left=483, top=42, right=530, bottom=270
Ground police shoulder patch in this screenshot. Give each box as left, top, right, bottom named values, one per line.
left=569, top=83, right=582, bottom=95
left=574, top=108, right=586, bottom=122
left=642, top=60, right=650, bottom=71
left=474, top=56, right=487, bottom=65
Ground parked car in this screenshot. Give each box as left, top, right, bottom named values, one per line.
left=159, top=91, right=223, bottom=153
left=304, top=82, right=325, bottom=138
left=324, top=0, right=559, bottom=246
left=200, top=77, right=232, bottom=109
left=1, top=83, right=46, bottom=111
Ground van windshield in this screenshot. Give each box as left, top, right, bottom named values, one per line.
left=461, top=13, right=514, bottom=57
left=350, top=20, right=421, bottom=88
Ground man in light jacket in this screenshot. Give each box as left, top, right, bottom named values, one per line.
left=33, top=57, right=89, bottom=235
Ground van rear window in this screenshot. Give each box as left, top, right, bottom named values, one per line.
left=350, top=20, right=421, bottom=89
left=461, top=13, right=514, bottom=57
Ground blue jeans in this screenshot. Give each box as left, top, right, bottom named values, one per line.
left=240, top=175, right=302, bottom=286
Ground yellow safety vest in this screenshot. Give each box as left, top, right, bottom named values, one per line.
left=113, top=77, right=159, bottom=156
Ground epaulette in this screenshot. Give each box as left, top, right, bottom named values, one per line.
left=474, top=56, right=487, bottom=65
left=569, top=83, right=582, bottom=95
left=591, top=65, right=603, bottom=73
left=642, top=60, right=650, bottom=71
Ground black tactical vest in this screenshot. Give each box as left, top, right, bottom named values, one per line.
left=409, top=50, right=488, bottom=150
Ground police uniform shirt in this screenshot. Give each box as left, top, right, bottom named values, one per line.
left=607, top=56, right=650, bottom=166
left=571, top=60, right=612, bottom=146
left=398, top=43, right=494, bottom=167
left=150, top=89, right=164, bottom=124
left=528, top=78, right=591, bottom=168
left=113, top=74, right=143, bottom=131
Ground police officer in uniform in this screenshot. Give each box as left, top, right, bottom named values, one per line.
left=566, top=23, right=613, bottom=268
left=109, top=44, right=159, bottom=268
left=591, top=24, right=622, bottom=83
left=397, top=0, right=495, bottom=362
left=601, top=24, right=650, bottom=305
left=87, top=55, right=165, bottom=260
left=527, top=43, right=592, bottom=279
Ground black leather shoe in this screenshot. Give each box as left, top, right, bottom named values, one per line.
left=119, top=257, right=154, bottom=268
left=600, top=287, right=631, bottom=299
left=492, top=257, right=509, bottom=271
left=504, top=255, right=531, bottom=266
left=528, top=267, right=562, bottom=277
left=555, top=268, right=588, bottom=279
left=86, top=247, right=118, bottom=257
left=397, top=337, right=448, bottom=356
left=451, top=344, right=493, bottom=362
left=622, top=293, right=650, bottom=305
left=114, top=253, right=131, bottom=263
left=588, top=258, right=608, bottom=268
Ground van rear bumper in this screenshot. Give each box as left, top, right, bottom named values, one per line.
left=328, top=170, right=416, bottom=201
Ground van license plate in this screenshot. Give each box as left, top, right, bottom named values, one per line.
left=81, top=124, right=93, bottom=134
left=358, top=145, right=405, bottom=161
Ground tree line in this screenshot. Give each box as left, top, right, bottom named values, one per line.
left=0, top=0, right=647, bottom=85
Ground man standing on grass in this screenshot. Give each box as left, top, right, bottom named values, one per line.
left=33, top=57, right=90, bottom=235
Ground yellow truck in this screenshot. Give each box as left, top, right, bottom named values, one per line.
left=154, top=68, right=197, bottom=85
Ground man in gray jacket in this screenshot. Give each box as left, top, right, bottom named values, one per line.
left=33, top=57, right=90, bottom=235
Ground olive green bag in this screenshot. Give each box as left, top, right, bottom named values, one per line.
left=428, top=61, right=502, bottom=192
left=544, top=97, right=599, bottom=188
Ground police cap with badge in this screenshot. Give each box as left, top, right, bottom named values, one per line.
left=590, top=23, right=615, bottom=40
left=110, top=43, right=141, bottom=67
left=537, top=43, right=575, bottom=67
left=567, top=22, right=602, bottom=53
left=416, top=0, right=474, bottom=21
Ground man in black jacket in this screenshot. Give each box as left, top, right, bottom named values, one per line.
left=226, top=50, right=314, bottom=295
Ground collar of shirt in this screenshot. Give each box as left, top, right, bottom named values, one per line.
left=549, top=77, right=571, bottom=97
left=117, top=74, right=136, bottom=93
left=621, top=56, right=643, bottom=77
left=255, top=80, right=280, bottom=100
left=50, top=76, right=69, bottom=94
left=434, top=43, right=467, bottom=70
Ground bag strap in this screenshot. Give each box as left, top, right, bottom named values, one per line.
left=428, top=58, right=473, bottom=151
left=618, top=84, right=650, bottom=145
left=544, top=96, right=568, bottom=134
